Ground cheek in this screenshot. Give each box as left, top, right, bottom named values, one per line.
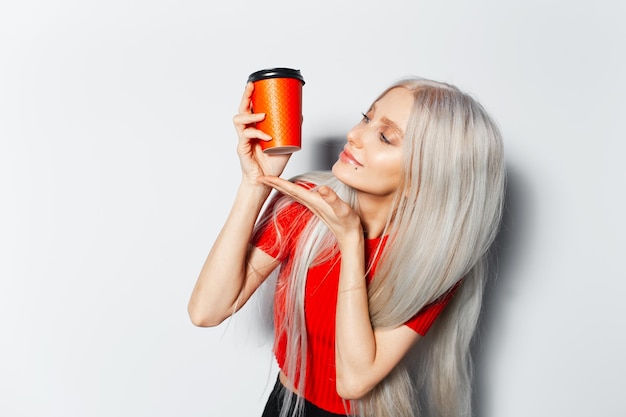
left=373, top=153, right=403, bottom=178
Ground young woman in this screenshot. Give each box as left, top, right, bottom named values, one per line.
left=188, top=77, right=506, bottom=417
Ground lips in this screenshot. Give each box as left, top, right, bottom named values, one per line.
left=339, top=148, right=363, bottom=167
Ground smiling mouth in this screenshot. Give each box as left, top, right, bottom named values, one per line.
left=339, top=149, right=363, bottom=167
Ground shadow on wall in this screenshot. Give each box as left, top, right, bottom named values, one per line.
left=472, top=164, right=527, bottom=417
left=309, top=137, right=345, bottom=171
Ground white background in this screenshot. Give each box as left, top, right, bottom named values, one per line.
left=1, top=1, right=625, bottom=416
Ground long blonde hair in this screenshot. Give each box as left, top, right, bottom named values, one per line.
left=256, top=77, right=506, bottom=417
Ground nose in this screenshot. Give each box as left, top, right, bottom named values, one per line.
left=346, top=124, right=363, bottom=148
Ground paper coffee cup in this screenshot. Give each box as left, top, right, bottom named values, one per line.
left=248, top=68, right=305, bottom=154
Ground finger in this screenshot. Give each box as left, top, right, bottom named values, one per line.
left=257, top=178, right=345, bottom=226
left=317, top=186, right=338, bottom=206
left=233, top=113, right=271, bottom=141
left=256, top=176, right=302, bottom=195
left=317, top=186, right=344, bottom=207
left=257, top=177, right=319, bottom=204
left=240, top=127, right=272, bottom=141
left=238, top=82, right=254, bottom=114
left=317, top=186, right=352, bottom=217
left=233, top=112, right=265, bottom=127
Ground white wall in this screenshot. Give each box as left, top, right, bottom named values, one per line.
left=1, top=1, right=624, bottom=416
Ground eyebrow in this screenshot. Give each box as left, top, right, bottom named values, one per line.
left=381, top=116, right=404, bottom=138
left=369, top=103, right=405, bottom=138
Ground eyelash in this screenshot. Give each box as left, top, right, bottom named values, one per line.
left=361, top=112, right=391, bottom=144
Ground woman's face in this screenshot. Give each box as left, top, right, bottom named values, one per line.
left=332, top=87, right=413, bottom=198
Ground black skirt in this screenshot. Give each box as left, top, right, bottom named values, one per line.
left=261, top=376, right=348, bottom=417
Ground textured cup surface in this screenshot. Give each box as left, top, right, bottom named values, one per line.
left=248, top=68, right=304, bottom=154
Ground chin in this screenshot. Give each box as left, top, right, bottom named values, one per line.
left=331, top=161, right=348, bottom=181
left=332, top=162, right=359, bottom=189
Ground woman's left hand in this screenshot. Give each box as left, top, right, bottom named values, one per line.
left=257, top=176, right=363, bottom=247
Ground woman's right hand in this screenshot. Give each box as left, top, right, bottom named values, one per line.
left=233, top=82, right=291, bottom=185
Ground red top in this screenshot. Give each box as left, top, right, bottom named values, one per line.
left=253, top=190, right=457, bottom=414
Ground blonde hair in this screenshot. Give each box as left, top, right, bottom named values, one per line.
left=256, top=77, right=506, bottom=417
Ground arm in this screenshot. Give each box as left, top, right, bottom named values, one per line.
left=255, top=177, right=421, bottom=399
left=187, top=83, right=289, bottom=327
left=187, top=183, right=279, bottom=327
left=334, top=236, right=421, bottom=399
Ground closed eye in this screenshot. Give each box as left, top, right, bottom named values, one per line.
left=363, top=112, right=392, bottom=144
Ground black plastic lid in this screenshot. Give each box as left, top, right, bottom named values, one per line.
left=247, top=67, right=305, bottom=84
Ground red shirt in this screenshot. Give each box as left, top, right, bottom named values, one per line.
left=253, top=192, right=456, bottom=414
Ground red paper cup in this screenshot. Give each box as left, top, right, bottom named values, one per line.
left=248, top=68, right=305, bottom=154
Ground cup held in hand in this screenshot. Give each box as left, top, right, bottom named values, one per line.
left=248, top=68, right=305, bottom=154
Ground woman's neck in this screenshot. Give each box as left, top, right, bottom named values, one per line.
left=356, top=191, right=396, bottom=239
